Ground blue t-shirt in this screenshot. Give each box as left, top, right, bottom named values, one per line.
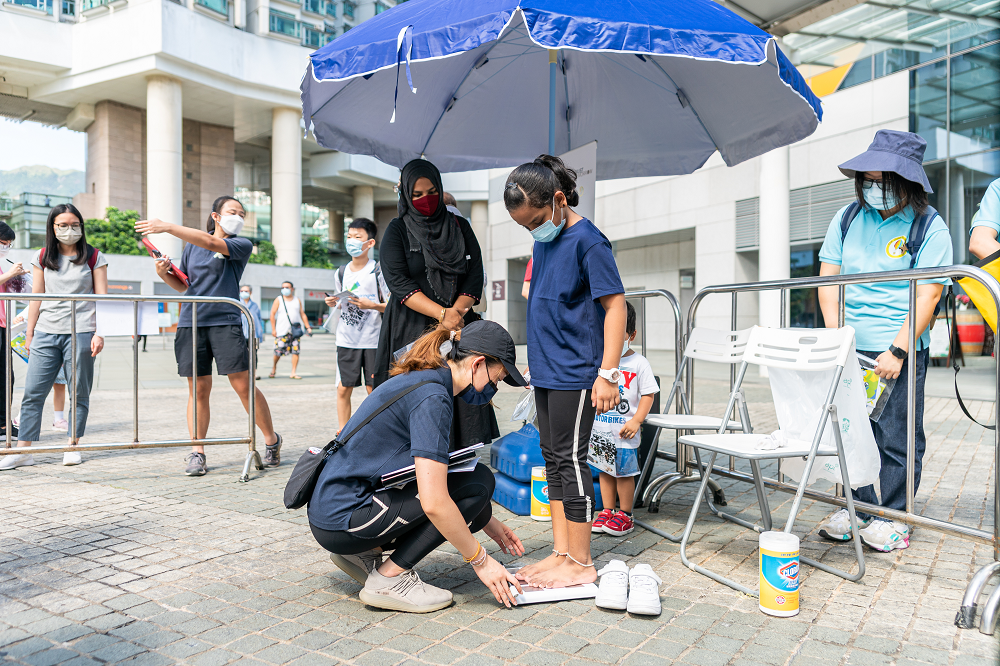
left=307, top=367, right=454, bottom=531
left=527, top=219, right=625, bottom=390
left=970, top=177, right=1000, bottom=238
left=818, top=203, right=953, bottom=352
left=177, top=236, right=253, bottom=328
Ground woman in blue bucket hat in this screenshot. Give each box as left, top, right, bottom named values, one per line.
left=815, top=130, right=953, bottom=552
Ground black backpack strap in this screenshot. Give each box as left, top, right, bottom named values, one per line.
left=946, top=287, right=995, bottom=430
left=905, top=206, right=939, bottom=269
left=337, top=264, right=347, bottom=287
left=840, top=201, right=862, bottom=243
left=324, top=379, right=436, bottom=456
left=374, top=262, right=384, bottom=303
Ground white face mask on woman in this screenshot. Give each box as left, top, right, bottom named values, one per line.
left=55, top=226, right=83, bottom=245
left=217, top=214, right=244, bottom=236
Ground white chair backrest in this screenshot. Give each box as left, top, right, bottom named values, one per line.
left=742, top=325, right=855, bottom=371
left=684, top=327, right=752, bottom=364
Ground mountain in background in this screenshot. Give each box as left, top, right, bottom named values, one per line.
left=0, top=165, right=85, bottom=198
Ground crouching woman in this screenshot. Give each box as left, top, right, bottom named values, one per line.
left=308, top=320, right=528, bottom=613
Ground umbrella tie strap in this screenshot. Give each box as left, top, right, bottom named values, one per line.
left=391, top=24, right=417, bottom=124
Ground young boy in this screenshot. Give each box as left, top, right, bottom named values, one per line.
left=588, top=301, right=659, bottom=536
left=324, top=218, right=388, bottom=434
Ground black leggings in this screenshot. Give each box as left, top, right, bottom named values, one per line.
left=311, top=463, right=495, bottom=570
left=535, top=387, right=596, bottom=523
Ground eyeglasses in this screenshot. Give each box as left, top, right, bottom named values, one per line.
left=861, top=178, right=882, bottom=190
left=0, top=242, right=12, bottom=249
left=54, top=223, right=82, bottom=230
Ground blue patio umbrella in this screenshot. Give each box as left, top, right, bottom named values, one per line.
left=301, top=0, right=823, bottom=179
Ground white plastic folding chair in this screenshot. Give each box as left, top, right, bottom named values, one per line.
left=636, top=328, right=752, bottom=513
left=676, top=325, right=866, bottom=595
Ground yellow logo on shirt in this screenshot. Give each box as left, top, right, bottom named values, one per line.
left=886, top=236, right=907, bottom=259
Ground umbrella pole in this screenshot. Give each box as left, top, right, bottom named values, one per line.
left=548, top=49, right=557, bottom=155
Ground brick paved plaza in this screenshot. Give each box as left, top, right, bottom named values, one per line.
left=0, top=335, right=997, bottom=665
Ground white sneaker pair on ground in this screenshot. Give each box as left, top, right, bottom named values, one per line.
left=595, top=560, right=662, bottom=615
left=0, top=451, right=82, bottom=470
left=817, top=508, right=909, bottom=552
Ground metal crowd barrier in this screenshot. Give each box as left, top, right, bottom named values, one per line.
left=0, top=294, right=264, bottom=482
left=634, top=266, right=1000, bottom=634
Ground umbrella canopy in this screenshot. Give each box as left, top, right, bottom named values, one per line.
left=301, top=0, right=823, bottom=179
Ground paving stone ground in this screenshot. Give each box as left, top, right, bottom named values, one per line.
left=0, top=335, right=997, bottom=665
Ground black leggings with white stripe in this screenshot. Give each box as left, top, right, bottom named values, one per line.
left=310, top=463, right=494, bottom=570
left=535, top=387, right=597, bottom=523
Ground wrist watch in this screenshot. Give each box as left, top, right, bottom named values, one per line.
left=597, top=367, right=623, bottom=384
left=888, top=344, right=907, bottom=360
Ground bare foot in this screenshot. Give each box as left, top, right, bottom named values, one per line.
left=531, top=559, right=598, bottom=589
left=515, top=551, right=565, bottom=582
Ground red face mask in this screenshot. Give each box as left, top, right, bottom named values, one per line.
left=412, top=193, right=439, bottom=216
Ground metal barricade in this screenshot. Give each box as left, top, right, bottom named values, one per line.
left=639, top=265, right=999, bottom=632
left=0, top=294, right=264, bottom=482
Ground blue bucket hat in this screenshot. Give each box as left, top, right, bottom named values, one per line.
left=838, top=130, right=933, bottom=193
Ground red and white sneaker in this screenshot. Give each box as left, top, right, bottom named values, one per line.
left=592, top=509, right=614, bottom=533
left=603, top=512, right=635, bottom=537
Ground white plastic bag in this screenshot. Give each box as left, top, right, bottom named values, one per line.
left=511, top=388, right=536, bottom=423
left=768, top=340, right=880, bottom=489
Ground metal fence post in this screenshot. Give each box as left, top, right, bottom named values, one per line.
left=70, top=301, right=77, bottom=444
left=5, top=297, right=10, bottom=449
left=191, top=303, right=198, bottom=441
left=906, top=280, right=917, bottom=514
left=133, top=301, right=139, bottom=443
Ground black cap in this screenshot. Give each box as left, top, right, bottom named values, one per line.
left=456, top=320, right=527, bottom=387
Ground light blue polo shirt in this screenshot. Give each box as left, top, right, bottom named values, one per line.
left=819, top=203, right=953, bottom=352
left=970, top=178, right=1000, bottom=237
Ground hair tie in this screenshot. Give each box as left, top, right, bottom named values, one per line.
left=449, top=330, right=458, bottom=341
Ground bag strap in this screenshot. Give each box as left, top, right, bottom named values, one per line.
left=325, top=379, right=435, bottom=455
left=338, top=264, right=347, bottom=285
left=40, top=247, right=98, bottom=273
left=905, top=206, right=939, bottom=269
left=947, top=286, right=996, bottom=430
left=374, top=262, right=384, bottom=303
left=280, top=295, right=295, bottom=326
left=839, top=201, right=862, bottom=243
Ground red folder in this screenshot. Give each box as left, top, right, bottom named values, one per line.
left=141, top=238, right=189, bottom=287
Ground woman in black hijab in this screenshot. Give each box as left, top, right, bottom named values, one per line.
left=374, top=159, right=497, bottom=447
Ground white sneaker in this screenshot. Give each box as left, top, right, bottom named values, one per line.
left=62, top=451, right=82, bottom=466
left=859, top=519, right=909, bottom=552
left=626, top=563, right=662, bottom=616
left=0, top=454, right=35, bottom=470
left=52, top=418, right=69, bottom=432
left=359, top=568, right=453, bottom=613
left=595, top=559, right=629, bottom=610
left=817, top=508, right=871, bottom=541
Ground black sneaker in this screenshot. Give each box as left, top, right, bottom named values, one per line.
left=264, top=434, right=282, bottom=467
left=0, top=424, right=18, bottom=439
left=185, top=452, right=207, bottom=476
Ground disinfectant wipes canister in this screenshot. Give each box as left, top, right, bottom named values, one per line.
left=759, top=531, right=799, bottom=617
left=530, top=466, right=551, bottom=521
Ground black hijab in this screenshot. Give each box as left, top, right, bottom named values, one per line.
left=397, top=159, right=467, bottom=305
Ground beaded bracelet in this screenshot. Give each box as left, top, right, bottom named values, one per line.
left=470, top=547, right=488, bottom=568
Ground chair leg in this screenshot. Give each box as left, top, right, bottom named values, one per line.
left=695, top=449, right=769, bottom=533
left=798, top=418, right=866, bottom=583
left=679, top=449, right=757, bottom=596
left=750, top=460, right=773, bottom=532
left=634, top=426, right=664, bottom=509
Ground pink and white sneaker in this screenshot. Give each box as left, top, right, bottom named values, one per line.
left=859, top=519, right=909, bottom=552
left=52, top=418, right=69, bottom=432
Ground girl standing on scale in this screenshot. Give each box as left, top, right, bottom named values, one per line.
left=504, top=156, right=627, bottom=588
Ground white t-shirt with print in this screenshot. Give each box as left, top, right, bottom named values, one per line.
left=590, top=350, right=659, bottom=452
left=332, top=259, right=389, bottom=349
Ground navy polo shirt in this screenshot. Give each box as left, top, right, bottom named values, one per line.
left=526, top=218, right=624, bottom=391
left=307, top=367, right=453, bottom=531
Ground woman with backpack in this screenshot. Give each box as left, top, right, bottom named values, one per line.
left=0, top=204, right=107, bottom=469
left=815, top=130, right=954, bottom=552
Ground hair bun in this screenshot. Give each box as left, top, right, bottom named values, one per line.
left=565, top=189, right=580, bottom=207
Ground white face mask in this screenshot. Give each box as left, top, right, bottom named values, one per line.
left=622, top=337, right=631, bottom=356
left=281, top=288, right=292, bottom=297
left=218, top=213, right=244, bottom=236
left=240, top=291, right=250, bottom=301
left=55, top=227, right=83, bottom=245
left=0, top=246, right=10, bottom=260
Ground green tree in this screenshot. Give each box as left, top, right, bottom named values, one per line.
left=86, top=207, right=145, bottom=256
left=249, top=240, right=277, bottom=265
left=302, top=236, right=332, bottom=269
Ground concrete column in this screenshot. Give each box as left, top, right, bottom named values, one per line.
left=758, top=146, right=790, bottom=374
left=146, top=76, right=184, bottom=259
left=353, top=186, right=374, bottom=221
left=271, top=107, right=302, bottom=267
left=328, top=209, right=344, bottom=247
left=950, top=167, right=966, bottom=264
